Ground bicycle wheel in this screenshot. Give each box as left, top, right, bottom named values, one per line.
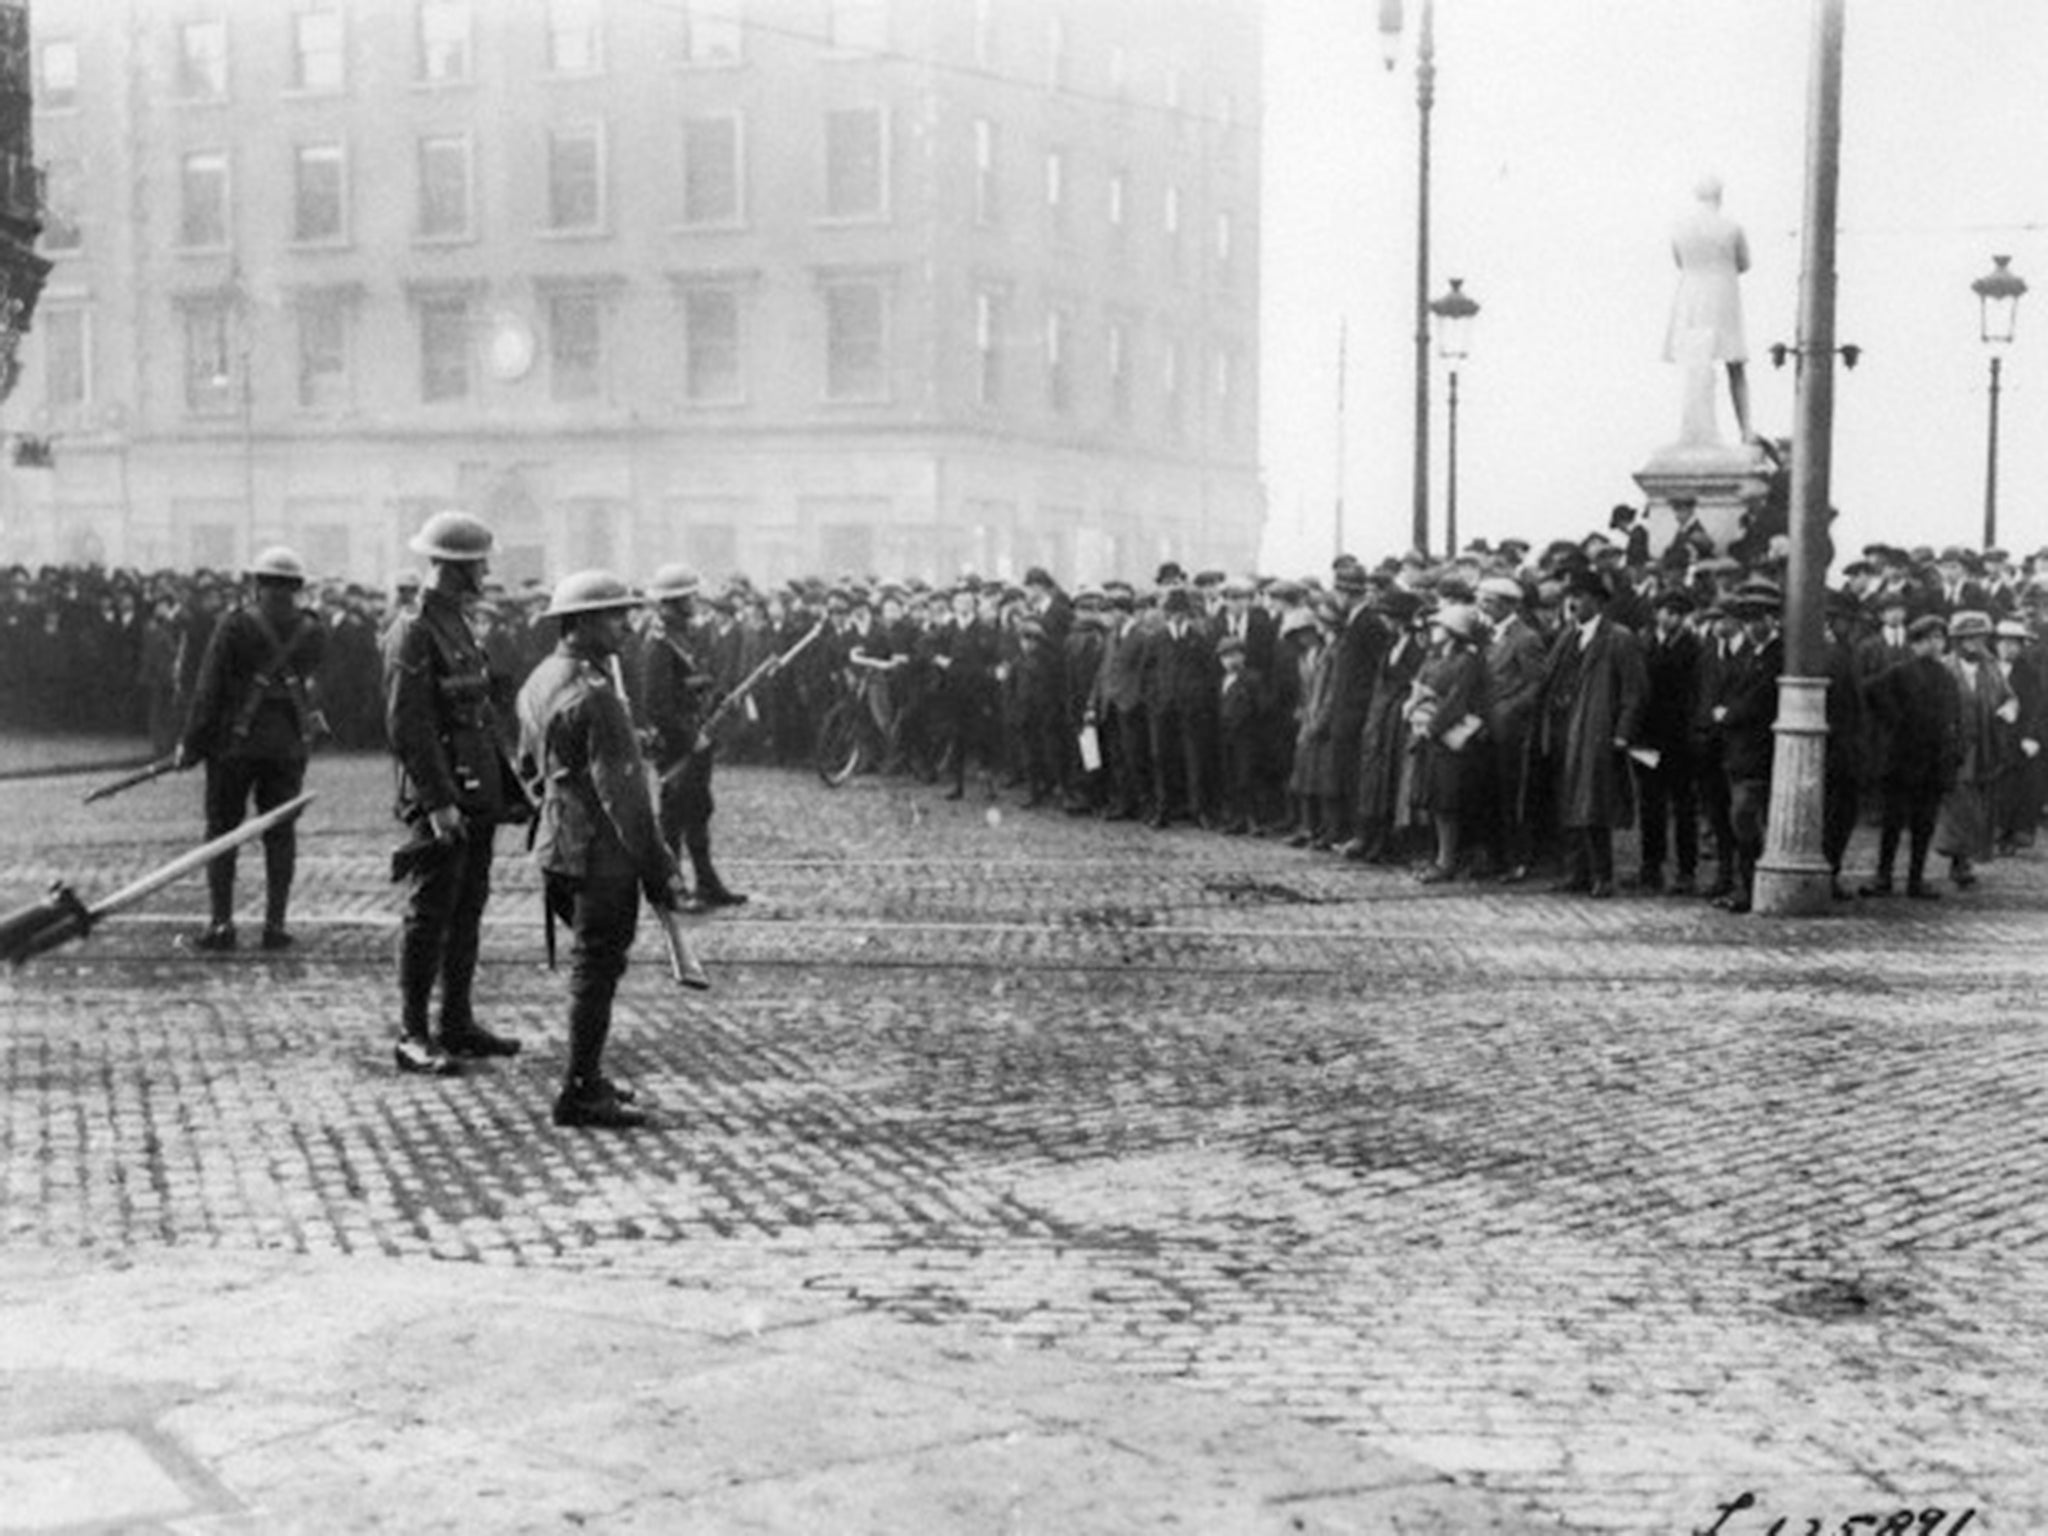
left=814, top=703, right=863, bottom=787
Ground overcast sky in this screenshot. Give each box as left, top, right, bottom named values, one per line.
left=1257, top=0, right=2048, bottom=574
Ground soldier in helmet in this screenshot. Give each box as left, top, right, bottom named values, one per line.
left=638, top=564, right=747, bottom=911
left=385, top=510, right=527, bottom=1075
left=517, top=571, right=689, bottom=1130
left=173, top=545, right=327, bottom=951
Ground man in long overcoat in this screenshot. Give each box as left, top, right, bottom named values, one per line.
left=1538, top=570, right=1647, bottom=897
left=1321, top=563, right=1386, bottom=849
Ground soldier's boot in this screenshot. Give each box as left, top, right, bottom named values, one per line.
left=394, top=925, right=455, bottom=1073
left=686, top=833, right=746, bottom=908
left=555, top=987, right=643, bottom=1128
left=261, top=828, right=295, bottom=949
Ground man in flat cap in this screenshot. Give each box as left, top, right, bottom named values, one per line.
left=1706, top=583, right=1783, bottom=912
left=931, top=580, right=1001, bottom=801
left=1142, top=586, right=1219, bottom=828
left=1820, top=588, right=1869, bottom=899
left=1087, top=583, right=1153, bottom=820
left=1933, top=610, right=2013, bottom=889
left=1477, top=574, right=1548, bottom=880
left=1633, top=589, right=1703, bottom=894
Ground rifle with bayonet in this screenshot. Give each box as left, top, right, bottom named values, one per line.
left=82, top=753, right=186, bottom=805
left=658, top=619, right=826, bottom=788
left=605, top=654, right=712, bottom=992
left=1, top=792, right=316, bottom=965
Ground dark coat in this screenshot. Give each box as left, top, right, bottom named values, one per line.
left=1717, top=634, right=1781, bottom=784
left=182, top=602, right=327, bottom=763
left=1539, top=618, right=1647, bottom=829
left=1143, top=621, right=1220, bottom=717
left=386, top=588, right=519, bottom=822
left=1866, top=652, right=1961, bottom=790
left=1326, top=603, right=1388, bottom=743
left=1637, top=625, right=1701, bottom=758
left=1091, top=615, right=1151, bottom=716
left=1062, top=621, right=1108, bottom=728
left=1410, top=645, right=1489, bottom=814
left=1218, top=665, right=1263, bottom=735
left=1289, top=635, right=1336, bottom=799
left=1356, top=629, right=1427, bottom=824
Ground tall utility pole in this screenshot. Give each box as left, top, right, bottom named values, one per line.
left=1752, top=0, right=1845, bottom=918
left=1378, top=0, right=1436, bottom=557
left=1409, top=0, right=1436, bottom=557
left=1983, top=350, right=2005, bottom=549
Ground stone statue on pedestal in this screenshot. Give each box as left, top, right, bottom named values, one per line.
left=1663, top=174, right=1753, bottom=444
left=1635, top=174, right=1771, bottom=560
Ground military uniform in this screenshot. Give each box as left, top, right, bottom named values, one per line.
left=386, top=514, right=524, bottom=1071
left=178, top=555, right=326, bottom=950
left=640, top=606, right=744, bottom=909
left=517, top=571, right=685, bottom=1129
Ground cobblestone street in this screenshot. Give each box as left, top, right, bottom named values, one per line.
left=5, top=751, right=2047, bottom=1532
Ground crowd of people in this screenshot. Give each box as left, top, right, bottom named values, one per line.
left=9, top=520, right=2048, bottom=918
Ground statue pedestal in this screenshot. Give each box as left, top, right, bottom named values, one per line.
left=1634, top=439, right=1773, bottom=559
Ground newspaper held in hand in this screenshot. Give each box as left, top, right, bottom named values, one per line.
left=1441, top=714, right=1484, bottom=753
left=1628, top=746, right=1663, bottom=770
left=1078, top=724, right=1102, bottom=773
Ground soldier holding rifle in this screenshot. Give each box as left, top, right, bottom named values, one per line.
left=173, top=546, right=326, bottom=953
left=517, top=571, right=693, bottom=1131
left=639, top=565, right=747, bottom=912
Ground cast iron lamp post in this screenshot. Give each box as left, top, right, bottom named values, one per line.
left=1971, top=254, right=2026, bottom=551
left=1377, top=0, right=1436, bottom=556
left=1429, top=277, right=1478, bottom=556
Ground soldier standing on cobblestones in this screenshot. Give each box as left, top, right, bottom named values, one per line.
left=517, top=571, right=689, bottom=1131
left=173, top=546, right=327, bottom=953
left=640, top=564, right=747, bottom=912
left=386, top=511, right=527, bottom=1076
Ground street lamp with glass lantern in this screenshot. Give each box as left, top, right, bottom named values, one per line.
left=1971, top=254, right=2026, bottom=550
left=1429, top=276, right=1478, bottom=556
left=1377, top=0, right=1437, bottom=556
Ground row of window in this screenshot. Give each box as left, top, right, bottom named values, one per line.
left=36, top=2, right=1232, bottom=116
left=41, top=114, right=1239, bottom=269
left=38, top=0, right=696, bottom=105
left=35, top=287, right=1246, bottom=443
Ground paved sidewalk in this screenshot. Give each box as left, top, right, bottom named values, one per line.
left=0, top=1247, right=1556, bottom=1534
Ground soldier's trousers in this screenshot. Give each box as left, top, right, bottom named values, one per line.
left=660, top=757, right=728, bottom=896
left=544, top=865, right=639, bottom=1090
left=203, top=754, right=307, bottom=929
left=397, top=825, right=496, bottom=1036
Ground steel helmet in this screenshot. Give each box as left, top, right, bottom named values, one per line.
left=646, top=563, right=701, bottom=601
left=407, top=509, right=495, bottom=562
left=246, top=545, right=308, bottom=584
left=543, top=569, right=644, bottom=619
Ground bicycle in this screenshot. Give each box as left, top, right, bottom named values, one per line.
left=813, top=666, right=951, bottom=787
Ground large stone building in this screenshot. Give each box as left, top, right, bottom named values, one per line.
left=0, top=0, right=50, bottom=419
left=5, top=0, right=1262, bottom=586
